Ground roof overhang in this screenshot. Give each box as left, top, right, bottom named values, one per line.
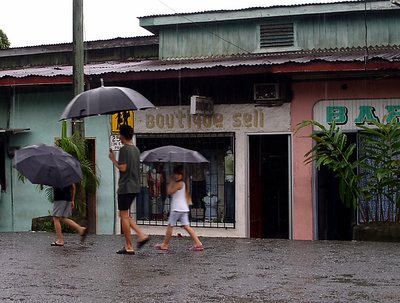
left=139, top=1, right=399, bottom=34
left=0, top=128, right=31, bottom=135
left=0, top=47, right=399, bottom=86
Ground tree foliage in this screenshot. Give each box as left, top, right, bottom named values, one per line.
left=357, top=117, right=400, bottom=222
left=0, top=29, right=10, bottom=49
left=54, top=121, right=100, bottom=217
left=296, top=120, right=361, bottom=209
left=296, top=117, right=400, bottom=223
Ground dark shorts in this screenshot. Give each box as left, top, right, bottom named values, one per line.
left=118, top=193, right=136, bottom=211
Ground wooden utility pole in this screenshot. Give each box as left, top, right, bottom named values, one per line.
left=72, top=0, right=85, bottom=137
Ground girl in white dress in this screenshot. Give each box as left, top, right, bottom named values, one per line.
left=155, top=165, right=204, bottom=251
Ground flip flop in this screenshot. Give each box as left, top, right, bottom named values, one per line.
left=116, top=247, right=135, bottom=255
left=80, top=228, right=88, bottom=242
left=189, top=245, right=204, bottom=251
left=51, top=242, right=64, bottom=247
left=137, top=236, right=150, bottom=250
left=154, top=243, right=168, bottom=251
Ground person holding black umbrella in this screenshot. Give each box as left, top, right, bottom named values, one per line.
left=109, top=125, right=150, bottom=254
left=51, top=184, right=88, bottom=247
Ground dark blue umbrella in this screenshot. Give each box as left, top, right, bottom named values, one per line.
left=13, top=144, right=82, bottom=188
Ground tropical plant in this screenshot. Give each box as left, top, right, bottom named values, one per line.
left=297, top=117, right=400, bottom=223
left=51, top=121, right=99, bottom=217
left=357, top=117, right=400, bottom=223
left=0, top=29, right=10, bottom=49
left=296, top=119, right=362, bottom=209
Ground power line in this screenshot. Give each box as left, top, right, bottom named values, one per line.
left=156, top=0, right=252, bottom=54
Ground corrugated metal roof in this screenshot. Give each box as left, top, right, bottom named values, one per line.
left=138, top=1, right=366, bottom=18
left=139, top=0, right=397, bottom=33
left=0, top=36, right=158, bottom=57
left=0, top=46, right=399, bottom=79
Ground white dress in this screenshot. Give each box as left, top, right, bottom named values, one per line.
left=170, top=182, right=189, bottom=212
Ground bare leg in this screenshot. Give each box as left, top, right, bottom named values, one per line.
left=183, top=225, right=202, bottom=247
left=61, top=218, right=85, bottom=235
left=53, top=217, right=64, bottom=245
left=128, top=218, right=148, bottom=242
left=119, top=210, right=134, bottom=251
left=158, top=225, right=173, bottom=249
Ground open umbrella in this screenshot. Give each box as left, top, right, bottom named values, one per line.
left=59, top=85, right=155, bottom=120
left=140, top=145, right=209, bottom=163
left=13, top=144, right=82, bottom=188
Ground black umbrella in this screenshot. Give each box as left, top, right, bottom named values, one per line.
left=59, top=85, right=155, bottom=120
left=13, top=144, right=82, bottom=188
left=140, top=145, right=209, bottom=163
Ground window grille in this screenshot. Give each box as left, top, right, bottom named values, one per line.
left=260, top=23, right=294, bottom=48
left=134, top=132, right=235, bottom=229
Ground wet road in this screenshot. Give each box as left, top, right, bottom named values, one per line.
left=1, top=232, right=399, bottom=302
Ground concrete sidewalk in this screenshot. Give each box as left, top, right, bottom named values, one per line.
left=0, top=232, right=399, bottom=303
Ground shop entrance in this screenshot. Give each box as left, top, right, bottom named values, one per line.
left=316, top=133, right=357, bottom=240
left=249, top=134, right=290, bottom=239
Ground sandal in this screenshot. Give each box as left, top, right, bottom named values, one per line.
left=116, top=247, right=135, bottom=255
left=51, top=241, right=64, bottom=247
left=80, top=228, right=88, bottom=242
left=137, top=236, right=150, bottom=250
left=154, top=243, right=168, bottom=251
left=189, top=245, right=204, bottom=251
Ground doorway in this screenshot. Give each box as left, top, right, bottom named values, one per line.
left=249, top=134, right=290, bottom=239
left=86, top=139, right=97, bottom=233
left=316, top=133, right=357, bottom=240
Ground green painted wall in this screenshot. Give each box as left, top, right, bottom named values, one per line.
left=0, top=93, right=8, bottom=128
left=297, top=12, right=400, bottom=50
left=0, top=88, right=115, bottom=234
left=159, top=11, right=400, bottom=59
left=160, top=22, right=258, bottom=59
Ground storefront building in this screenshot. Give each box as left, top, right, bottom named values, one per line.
left=1, top=1, right=399, bottom=240
left=134, top=103, right=291, bottom=237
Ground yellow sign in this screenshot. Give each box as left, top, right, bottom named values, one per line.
left=111, top=111, right=134, bottom=133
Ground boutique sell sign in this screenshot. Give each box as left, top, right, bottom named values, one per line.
left=314, top=99, right=400, bottom=131
left=133, top=103, right=290, bottom=133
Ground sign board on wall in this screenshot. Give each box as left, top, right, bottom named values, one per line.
left=133, top=104, right=291, bottom=133
left=313, top=99, right=400, bottom=131
left=111, top=111, right=134, bottom=134
left=109, top=134, right=122, bottom=151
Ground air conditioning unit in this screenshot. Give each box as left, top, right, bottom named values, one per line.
left=254, top=83, right=280, bottom=101
left=190, top=95, right=214, bottom=115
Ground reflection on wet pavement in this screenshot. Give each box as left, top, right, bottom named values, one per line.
left=0, top=232, right=399, bottom=302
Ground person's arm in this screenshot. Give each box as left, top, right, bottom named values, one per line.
left=71, top=184, right=76, bottom=208
left=167, top=177, right=183, bottom=195
left=109, top=149, right=127, bottom=172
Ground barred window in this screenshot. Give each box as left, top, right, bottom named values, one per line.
left=135, top=132, right=235, bottom=229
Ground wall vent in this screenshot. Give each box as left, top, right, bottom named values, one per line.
left=260, top=23, right=294, bottom=48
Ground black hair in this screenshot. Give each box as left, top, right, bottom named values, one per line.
left=173, top=164, right=184, bottom=175
left=119, top=125, right=134, bottom=140
left=173, top=164, right=192, bottom=205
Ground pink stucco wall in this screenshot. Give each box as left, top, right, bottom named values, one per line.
left=291, top=78, right=400, bottom=240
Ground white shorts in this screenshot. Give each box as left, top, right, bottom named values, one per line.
left=168, top=211, right=189, bottom=226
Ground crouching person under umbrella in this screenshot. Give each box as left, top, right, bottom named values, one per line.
left=51, top=183, right=87, bottom=247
